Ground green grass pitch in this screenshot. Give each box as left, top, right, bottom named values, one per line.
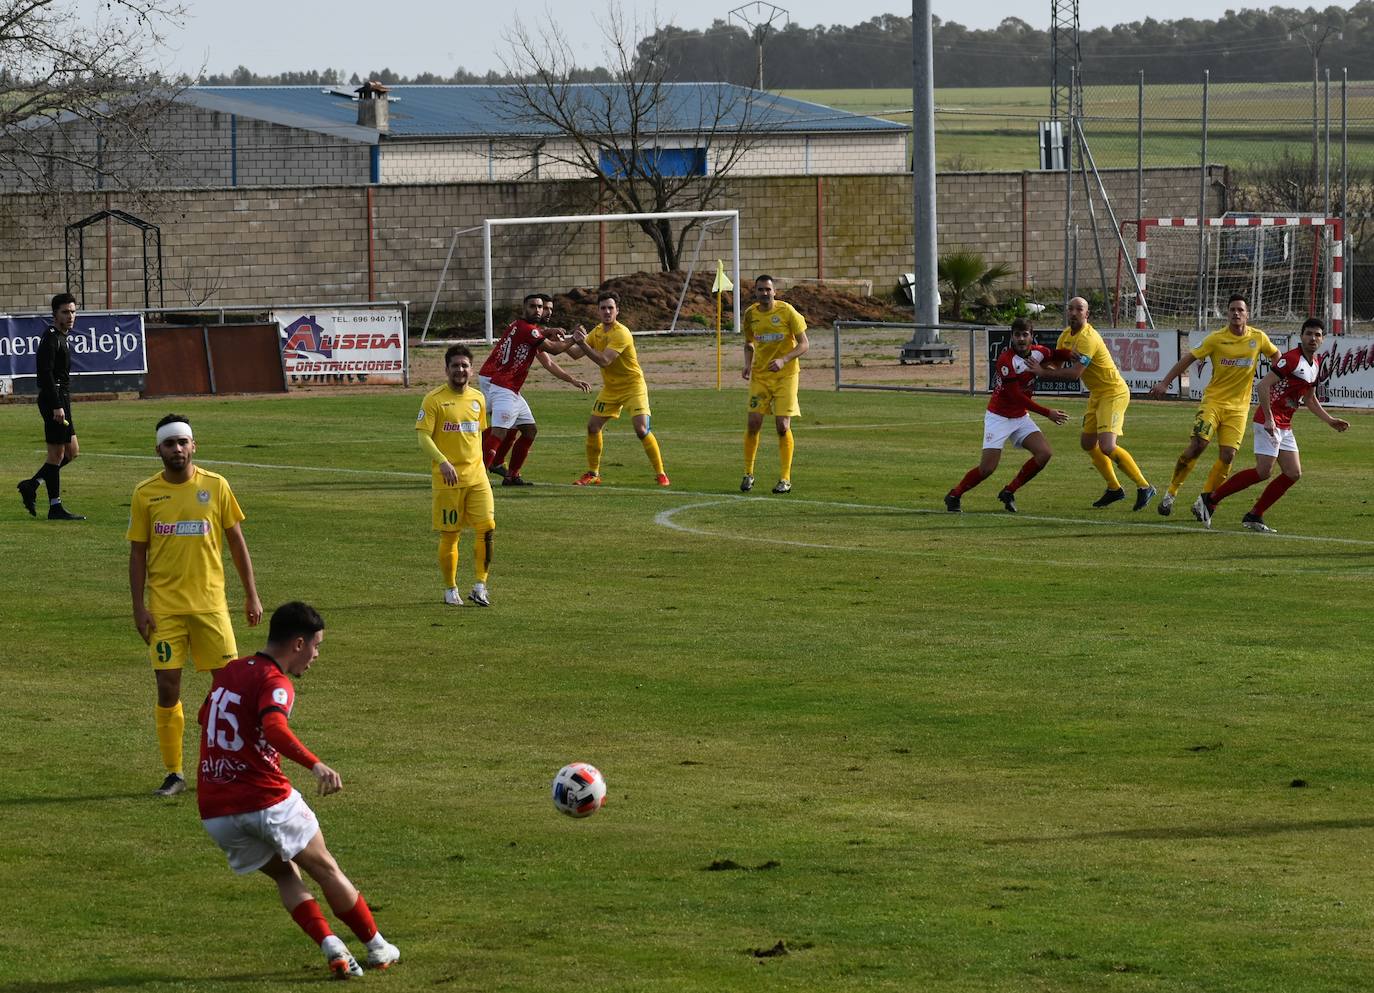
left=2, top=379, right=1373, bottom=992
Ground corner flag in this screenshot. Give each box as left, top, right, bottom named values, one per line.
left=711, top=260, right=733, bottom=294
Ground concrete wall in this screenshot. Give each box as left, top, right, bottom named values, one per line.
left=0, top=107, right=373, bottom=192
left=0, top=166, right=1214, bottom=314
left=374, top=133, right=907, bottom=184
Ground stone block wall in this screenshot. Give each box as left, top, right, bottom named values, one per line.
left=0, top=166, right=1213, bottom=315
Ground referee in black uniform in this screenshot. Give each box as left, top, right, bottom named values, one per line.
left=17, top=292, right=84, bottom=520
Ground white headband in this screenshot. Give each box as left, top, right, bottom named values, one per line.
left=156, top=422, right=194, bottom=445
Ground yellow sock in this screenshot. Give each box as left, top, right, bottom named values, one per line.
left=586, top=432, right=603, bottom=474
left=641, top=432, right=665, bottom=475
left=743, top=431, right=760, bottom=474
left=473, top=523, right=493, bottom=583
left=1202, top=458, right=1231, bottom=494
left=155, top=701, right=184, bottom=776
left=778, top=430, right=794, bottom=481
left=1089, top=447, right=1120, bottom=488
left=1168, top=453, right=1199, bottom=496
left=1110, top=446, right=1148, bottom=487
left=439, top=531, right=459, bottom=587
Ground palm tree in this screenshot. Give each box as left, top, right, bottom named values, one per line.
left=938, top=251, right=1014, bottom=321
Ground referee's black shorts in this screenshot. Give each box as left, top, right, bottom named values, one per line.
left=38, top=402, right=74, bottom=445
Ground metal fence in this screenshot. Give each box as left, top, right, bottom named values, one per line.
left=936, top=71, right=1374, bottom=333
left=831, top=321, right=986, bottom=394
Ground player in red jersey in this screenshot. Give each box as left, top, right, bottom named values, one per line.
left=945, top=318, right=1069, bottom=513
left=479, top=293, right=590, bottom=486
left=197, top=601, right=400, bottom=980
left=1200, top=318, right=1349, bottom=533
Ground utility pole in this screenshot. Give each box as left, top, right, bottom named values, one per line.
left=1293, top=20, right=1342, bottom=185
left=729, top=1, right=788, bottom=90
left=1049, top=0, right=1081, bottom=125
left=911, top=0, right=938, bottom=329
left=1051, top=0, right=1081, bottom=304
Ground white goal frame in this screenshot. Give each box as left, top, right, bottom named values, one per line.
left=422, top=209, right=741, bottom=343
left=1132, top=215, right=1343, bottom=334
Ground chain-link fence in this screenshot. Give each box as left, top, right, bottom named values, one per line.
left=932, top=71, right=1374, bottom=334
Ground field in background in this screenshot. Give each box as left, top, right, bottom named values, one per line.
left=786, top=82, right=1354, bottom=172
left=3, top=360, right=1373, bottom=992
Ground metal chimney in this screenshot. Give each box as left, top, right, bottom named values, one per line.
left=355, top=80, right=390, bottom=131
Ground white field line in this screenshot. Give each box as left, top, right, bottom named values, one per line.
left=652, top=500, right=1374, bottom=576
left=85, top=452, right=1374, bottom=553
left=85, top=452, right=429, bottom=480
left=130, top=417, right=975, bottom=448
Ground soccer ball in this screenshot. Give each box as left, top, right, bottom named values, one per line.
left=552, top=762, right=607, bottom=818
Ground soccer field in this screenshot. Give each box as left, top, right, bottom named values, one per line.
left=3, top=380, right=1373, bottom=992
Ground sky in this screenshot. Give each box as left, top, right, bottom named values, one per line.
left=153, top=0, right=1362, bottom=79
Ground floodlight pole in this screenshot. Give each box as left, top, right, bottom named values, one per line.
left=910, top=0, right=938, bottom=330
left=729, top=2, right=789, bottom=90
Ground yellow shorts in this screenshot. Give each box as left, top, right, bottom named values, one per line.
left=1082, top=390, right=1129, bottom=437
left=432, top=480, right=495, bottom=532
left=1192, top=401, right=1249, bottom=449
left=591, top=389, right=650, bottom=420
left=149, top=610, right=237, bottom=672
left=748, top=375, right=800, bottom=417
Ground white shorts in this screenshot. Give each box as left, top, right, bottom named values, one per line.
left=982, top=411, right=1041, bottom=451
left=478, top=376, right=534, bottom=430
left=202, top=789, right=320, bottom=875
left=1253, top=422, right=1299, bottom=458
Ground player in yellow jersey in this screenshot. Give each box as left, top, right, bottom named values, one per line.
left=740, top=275, right=809, bottom=494
left=128, top=413, right=263, bottom=796
left=1146, top=294, right=1279, bottom=522
left=568, top=292, right=669, bottom=487
left=1028, top=297, right=1156, bottom=510
left=417, top=344, right=494, bottom=607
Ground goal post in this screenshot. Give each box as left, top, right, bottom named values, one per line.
left=1126, top=215, right=1343, bottom=335
left=421, top=209, right=741, bottom=343
left=483, top=210, right=740, bottom=342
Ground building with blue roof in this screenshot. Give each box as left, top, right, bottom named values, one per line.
left=2, top=83, right=909, bottom=191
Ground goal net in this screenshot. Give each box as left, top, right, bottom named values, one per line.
left=421, top=209, right=741, bottom=342
left=1118, top=215, right=1342, bottom=334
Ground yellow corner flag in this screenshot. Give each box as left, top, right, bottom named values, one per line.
left=711, top=260, right=733, bottom=294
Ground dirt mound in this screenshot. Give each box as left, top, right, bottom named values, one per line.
left=504, top=271, right=912, bottom=332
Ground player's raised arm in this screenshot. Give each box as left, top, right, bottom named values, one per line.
left=1148, top=351, right=1198, bottom=399
left=768, top=328, right=809, bottom=373
left=1303, top=389, right=1350, bottom=432
left=1028, top=351, right=1085, bottom=382
left=536, top=349, right=592, bottom=391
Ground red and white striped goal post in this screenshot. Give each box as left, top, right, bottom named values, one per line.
left=1133, top=215, right=1343, bottom=335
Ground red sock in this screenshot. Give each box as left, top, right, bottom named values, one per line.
left=492, top=432, right=517, bottom=466
left=482, top=431, right=502, bottom=468
left=951, top=466, right=985, bottom=497
left=1210, top=466, right=1262, bottom=506
left=334, top=892, right=379, bottom=943
left=290, top=898, right=334, bottom=945
left=508, top=435, right=534, bottom=475
left=1251, top=474, right=1296, bottom=516
left=1005, top=457, right=1043, bottom=493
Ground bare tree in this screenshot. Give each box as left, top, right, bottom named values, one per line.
left=0, top=0, right=187, bottom=208
left=1231, top=150, right=1374, bottom=259
left=495, top=3, right=763, bottom=272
